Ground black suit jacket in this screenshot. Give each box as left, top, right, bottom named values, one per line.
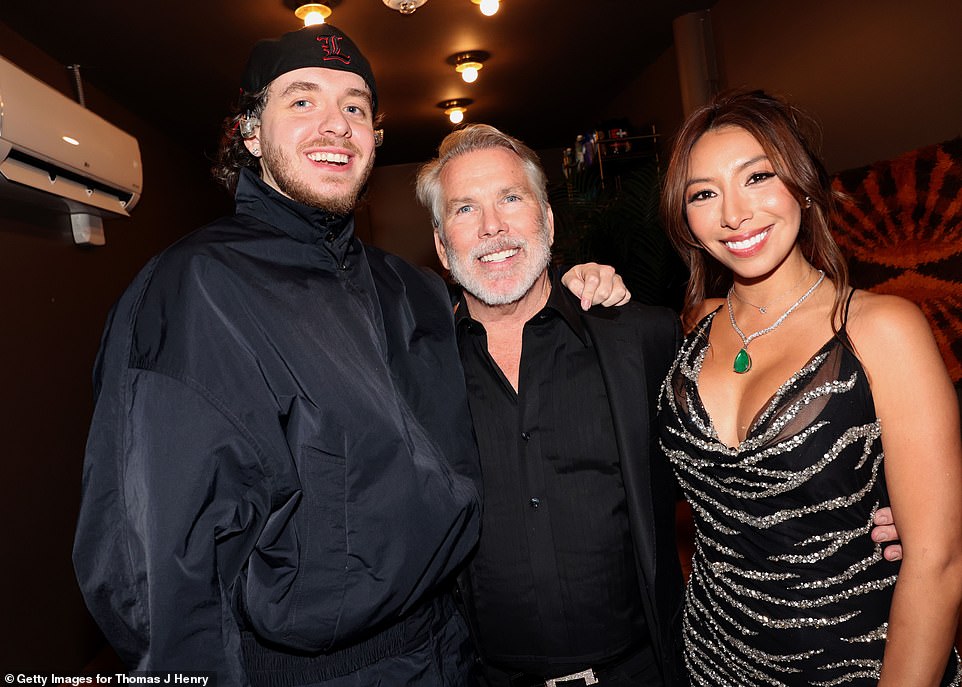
left=578, top=295, right=685, bottom=686
left=455, top=282, right=687, bottom=686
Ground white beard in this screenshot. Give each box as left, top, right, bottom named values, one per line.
left=445, top=218, right=552, bottom=306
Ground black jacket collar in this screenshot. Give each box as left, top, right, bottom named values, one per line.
left=234, top=168, right=355, bottom=253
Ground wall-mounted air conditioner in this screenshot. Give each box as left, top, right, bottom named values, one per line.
left=0, top=55, right=142, bottom=245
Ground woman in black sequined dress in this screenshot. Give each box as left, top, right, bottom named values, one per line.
left=657, top=89, right=962, bottom=686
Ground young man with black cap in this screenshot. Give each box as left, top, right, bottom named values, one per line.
left=72, top=25, right=483, bottom=685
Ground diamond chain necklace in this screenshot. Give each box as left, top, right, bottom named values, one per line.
left=730, top=268, right=808, bottom=314
left=727, top=270, right=826, bottom=374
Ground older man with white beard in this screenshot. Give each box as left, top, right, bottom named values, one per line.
left=416, top=124, right=686, bottom=687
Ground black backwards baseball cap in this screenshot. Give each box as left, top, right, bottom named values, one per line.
left=240, top=24, right=377, bottom=113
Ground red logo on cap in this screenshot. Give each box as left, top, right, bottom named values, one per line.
left=316, top=35, right=351, bottom=65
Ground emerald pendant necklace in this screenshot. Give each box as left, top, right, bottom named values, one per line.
left=727, top=270, right=826, bottom=374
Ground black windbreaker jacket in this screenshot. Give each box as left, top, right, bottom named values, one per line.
left=72, top=170, right=482, bottom=680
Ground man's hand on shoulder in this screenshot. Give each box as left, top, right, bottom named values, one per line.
left=562, top=263, right=631, bottom=311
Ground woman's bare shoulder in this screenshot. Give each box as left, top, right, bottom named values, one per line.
left=846, top=289, right=930, bottom=345
left=845, top=289, right=944, bottom=380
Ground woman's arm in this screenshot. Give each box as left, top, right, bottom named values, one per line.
left=852, top=292, right=962, bottom=686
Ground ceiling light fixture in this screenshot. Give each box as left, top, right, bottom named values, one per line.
left=382, top=0, right=429, bottom=14
left=470, top=0, right=500, bottom=16
left=448, top=51, right=490, bottom=84
left=294, top=3, right=332, bottom=25
left=438, top=98, right=473, bottom=125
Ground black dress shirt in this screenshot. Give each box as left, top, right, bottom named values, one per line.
left=455, top=268, right=648, bottom=677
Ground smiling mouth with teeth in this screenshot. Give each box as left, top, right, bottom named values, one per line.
left=479, top=248, right=519, bottom=263
left=307, top=151, right=350, bottom=165
left=725, top=229, right=769, bottom=251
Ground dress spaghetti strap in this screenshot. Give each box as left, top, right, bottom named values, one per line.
left=837, top=287, right=858, bottom=345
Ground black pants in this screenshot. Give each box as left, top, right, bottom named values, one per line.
left=476, top=643, right=663, bottom=687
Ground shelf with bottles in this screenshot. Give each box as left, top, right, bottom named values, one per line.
left=562, top=123, right=660, bottom=188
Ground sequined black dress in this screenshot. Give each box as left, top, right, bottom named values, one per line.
left=658, top=308, right=961, bottom=687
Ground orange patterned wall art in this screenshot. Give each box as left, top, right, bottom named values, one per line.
left=832, top=137, right=962, bottom=382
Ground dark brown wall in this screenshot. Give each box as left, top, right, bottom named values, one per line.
left=604, top=0, right=962, bottom=174
left=710, top=0, right=962, bottom=173
left=0, top=23, right=229, bottom=669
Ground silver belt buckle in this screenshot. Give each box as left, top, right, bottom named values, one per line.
left=544, top=668, right=598, bottom=687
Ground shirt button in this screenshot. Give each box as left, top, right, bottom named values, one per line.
left=325, top=231, right=335, bottom=241
left=521, top=431, right=530, bottom=441
left=529, top=497, right=541, bottom=509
